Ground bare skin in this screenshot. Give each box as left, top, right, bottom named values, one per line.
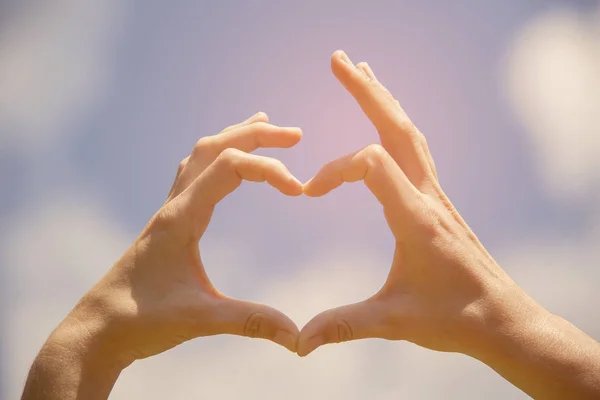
left=21, top=113, right=304, bottom=400
left=297, top=50, right=600, bottom=399
left=21, top=51, right=600, bottom=400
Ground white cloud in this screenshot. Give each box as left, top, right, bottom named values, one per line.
left=0, top=0, right=127, bottom=153
left=2, top=191, right=133, bottom=399
left=504, top=6, right=600, bottom=201
left=501, top=4, right=600, bottom=353
left=497, top=215, right=600, bottom=336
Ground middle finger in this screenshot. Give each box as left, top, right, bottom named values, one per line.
left=170, top=121, right=302, bottom=199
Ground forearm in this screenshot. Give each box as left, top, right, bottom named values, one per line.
left=21, top=315, right=126, bottom=400
left=473, top=309, right=600, bottom=399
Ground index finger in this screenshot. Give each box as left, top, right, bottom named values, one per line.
left=169, top=122, right=302, bottom=200
left=177, top=149, right=303, bottom=240
left=330, top=50, right=434, bottom=190
left=304, top=144, right=419, bottom=225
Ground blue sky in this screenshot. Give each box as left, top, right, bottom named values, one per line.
left=2, top=1, right=599, bottom=398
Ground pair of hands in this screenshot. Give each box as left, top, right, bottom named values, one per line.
left=52, top=50, right=541, bottom=370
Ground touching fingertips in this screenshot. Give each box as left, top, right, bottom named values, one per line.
left=286, top=176, right=304, bottom=196
left=273, top=330, right=298, bottom=352
left=301, top=178, right=314, bottom=196
left=298, top=334, right=325, bottom=357
left=301, top=177, right=326, bottom=197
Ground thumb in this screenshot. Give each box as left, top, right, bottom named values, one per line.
left=297, top=298, right=386, bottom=357
left=213, top=297, right=299, bottom=352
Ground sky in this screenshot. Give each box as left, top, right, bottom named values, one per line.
left=1, top=1, right=600, bottom=399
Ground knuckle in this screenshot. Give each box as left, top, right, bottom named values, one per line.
left=402, top=120, right=419, bottom=138
left=149, top=206, right=178, bottom=233
left=336, top=319, right=353, bottom=342
left=267, top=157, right=285, bottom=171
left=416, top=200, right=444, bottom=237
left=244, top=312, right=264, bottom=338
left=419, top=131, right=428, bottom=148
left=221, top=124, right=234, bottom=132
left=217, top=147, right=242, bottom=168
left=248, top=121, right=270, bottom=138
left=363, top=143, right=388, bottom=166
left=251, top=121, right=269, bottom=130
left=398, top=119, right=417, bottom=137
left=178, top=157, right=189, bottom=172
left=193, top=136, right=214, bottom=158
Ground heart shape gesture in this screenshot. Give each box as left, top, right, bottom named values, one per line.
left=24, top=50, right=600, bottom=400
left=44, top=50, right=534, bottom=371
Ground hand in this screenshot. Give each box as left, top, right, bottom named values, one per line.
left=54, top=112, right=303, bottom=368
left=297, top=51, right=544, bottom=357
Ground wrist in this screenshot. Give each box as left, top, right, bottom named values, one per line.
left=50, top=310, right=132, bottom=372
left=459, top=284, right=549, bottom=359
left=468, top=306, right=600, bottom=398
left=470, top=302, right=551, bottom=361
left=22, top=315, right=126, bottom=400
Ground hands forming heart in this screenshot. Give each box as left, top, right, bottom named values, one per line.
left=24, top=51, right=600, bottom=400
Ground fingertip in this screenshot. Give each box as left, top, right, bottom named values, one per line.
left=302, top=177, right=314, bottom=196
left=269, top=127, right=302, bottom=149
left=252, top=111, right=269, bottom=123
left=288, top=127, right=303, bottom=143
left=302, top=179, right=324, bottom=197
left=297, top=334, right=325, bottom=357
left=278, top=174, right=303, bottom=196
left=288, top=182, right=304, bottom=196
left=331, top=49, right=352, bottom=66
left=303, top=173, right=337, bottom=197
left=273, top=330, right=299, bottom=353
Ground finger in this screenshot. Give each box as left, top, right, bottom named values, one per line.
left=221, top=111, right=269, bottom=134
left=331, top=50, right=435, bottom=190
left=171, top=122, right=302, bottom=198
left=212, top=297, right=300, bottom=352
left=208, top=122, right=302, bottom=155
left=421, top=138, right=438, bottom=180
left=356, top=61, right=378, bottom=83
left=357, top=61, right=439, bottom=182
left=297, top=298, right=387, bottom=357
left=178, top=149, right=302, bottom=238
left=303, top=144, right=418, bottom=215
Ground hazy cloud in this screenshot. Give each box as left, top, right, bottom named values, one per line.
left=504, top=6, right=600, bottom=201
left=0, top=0, right=127, bottom=153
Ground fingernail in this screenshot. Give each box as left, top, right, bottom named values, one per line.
left=290, top=176, right=304, bottom=194
left=248, top=111, right=267, bottom=121
left=274, top=330, right=297, bottom=352
left=357, top=62, right=376, bottom=81
left=338, top=50, right=353, bottom=65
left=301, top=335, right=325, bottom=357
